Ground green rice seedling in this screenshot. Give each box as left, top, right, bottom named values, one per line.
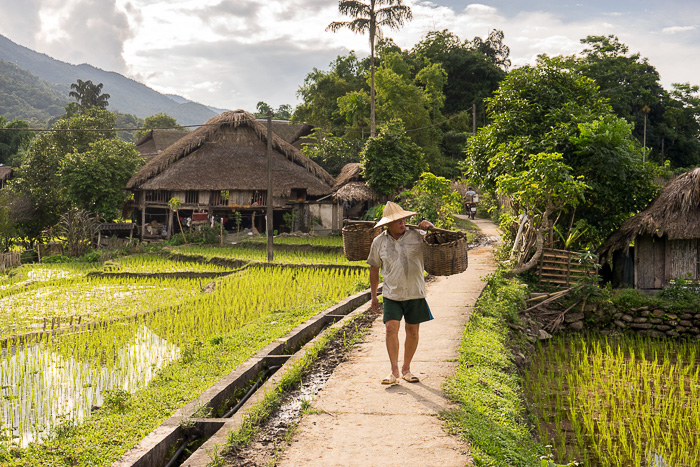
left=0, top=259, right=369, bottom=451
left=0, top=276, right=201, bottom=338
left=240, top=234, right=343, bottom=247
left=170, top=244, right=361, bottom=266
left=524, top=333, right=700, bottom=466
left=115, top=254, right=235, bottom=274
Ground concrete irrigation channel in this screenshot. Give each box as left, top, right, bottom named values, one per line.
left=113, top=286, right=381, bottom=467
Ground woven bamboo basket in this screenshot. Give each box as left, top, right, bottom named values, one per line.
left=342, top=223, right=381, bottom=261
left=423, top=230, right=468, bottom=276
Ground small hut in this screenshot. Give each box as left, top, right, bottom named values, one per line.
left=599, top=167, right=700, bottom=291
left=125, top=110, right=337, bottom=239
left=0, top=166, right=13, bottom=189
left=332, top=163, right=377, bottom=219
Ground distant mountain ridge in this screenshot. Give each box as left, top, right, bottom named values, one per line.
left=0, top=34, right=224, bottom=126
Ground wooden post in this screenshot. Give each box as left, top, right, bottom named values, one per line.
left=220, top=219, right=224, bottom=247
left=472, top=103, right=476, bottom=136
left=167, top=209, right=173, bottom=240
left=266, top=112, right=274, bottom=262
left=140, top=191, right=146, bottom=241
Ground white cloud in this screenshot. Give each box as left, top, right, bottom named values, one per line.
left=662, top=25, right=696, bottom=34
left=3, top=0, right=700, bottom=114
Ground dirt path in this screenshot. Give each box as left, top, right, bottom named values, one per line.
left=275, top=218, right=500, bottom=467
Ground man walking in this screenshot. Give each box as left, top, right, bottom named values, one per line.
left=367, top=201, right=434, bottom=385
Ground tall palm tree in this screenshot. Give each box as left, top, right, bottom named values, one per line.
left=327, top=0, right=412, bottom=137
left=69, top=79, right=111, bottom=113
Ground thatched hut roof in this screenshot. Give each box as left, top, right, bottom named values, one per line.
left=257, top=120, right=314, bottom=146
left=135, top=129, right=190, bottom=161
left=333, top=163, right=363, bottom=189
left=332, top=163, right=377, bottom=203
left=127, top=110, right=334, bottom=197
left=334, top=181, right=377, bottom=203
left=599, top=167, right=700, bottom=257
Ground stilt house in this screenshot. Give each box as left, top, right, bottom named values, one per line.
left=125, top=110, right=338, bottom=239
left=599, top=167, right=700, bottom=291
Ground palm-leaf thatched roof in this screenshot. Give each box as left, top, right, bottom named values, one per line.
left=135, top=129, right=190, bottom=161
left=599, top=167, right=700, bottom=257
left=127, top=110, right=334, bottom=196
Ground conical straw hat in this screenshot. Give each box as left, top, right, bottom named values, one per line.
left=375, top=201, right=417, bottom=228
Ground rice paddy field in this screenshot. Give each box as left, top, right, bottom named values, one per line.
left=0, top=243, right=369, bottom=456
left=524, top=333, right=700, bottom=466
left=170, top=244, right=361, bottom=266
left=240, top=234, right=344, bottom=247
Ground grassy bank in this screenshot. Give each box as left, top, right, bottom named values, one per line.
left=441, top=272, right=545, bottom=466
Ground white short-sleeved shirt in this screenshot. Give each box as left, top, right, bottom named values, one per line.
left=367, top=229, right=425, bottom=301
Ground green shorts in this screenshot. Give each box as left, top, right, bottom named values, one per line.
left=383, top=298, right=433, bottom=324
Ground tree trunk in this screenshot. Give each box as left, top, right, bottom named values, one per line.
left=369, top=21, right=376, bottom=138
left=507, top=227, right=544, bottom=276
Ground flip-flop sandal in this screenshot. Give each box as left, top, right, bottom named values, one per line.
left=381, top=374, right=399, bottom=385
left=402, top=372, right=419, bottom=383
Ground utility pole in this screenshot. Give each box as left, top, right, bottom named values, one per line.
left=641, top=105, right=650, bottom=163
left=266, top=112, right=273, bottom=261
left=472, top=103, right=476, bottom=136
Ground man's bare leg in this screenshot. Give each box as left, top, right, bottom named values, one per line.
left=402, top=323, right=420, bottom=376
left=385, top=320, right=401, bottom=377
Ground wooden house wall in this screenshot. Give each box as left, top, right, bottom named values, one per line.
left=635, top=235, right=700, bottom=289
left=669, top=239, right=699, bottom=281
left=635, top=235, right=665, bottom=289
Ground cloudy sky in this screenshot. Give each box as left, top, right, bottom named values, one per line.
left=0, top=0, right=699, bottom=115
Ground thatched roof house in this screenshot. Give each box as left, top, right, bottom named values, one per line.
left=135, top=129, right=190, bottom=161
left=126, top=110, right=337, bottom=238
left=259, top=120, right=314, bottom=150
left=599, top=168, right=700, bottom=290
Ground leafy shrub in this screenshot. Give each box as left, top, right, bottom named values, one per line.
left=400, top=172, right=462, bottom=229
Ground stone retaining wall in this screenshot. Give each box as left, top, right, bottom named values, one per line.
left=561, top=303, right=700, bottom=339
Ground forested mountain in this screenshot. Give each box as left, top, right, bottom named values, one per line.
left=0, top=59, right=66, bottom=123
left=0, top=34, right=222, bottom=126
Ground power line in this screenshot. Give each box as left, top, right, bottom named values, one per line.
left=0, top=111, right=469, bottom=135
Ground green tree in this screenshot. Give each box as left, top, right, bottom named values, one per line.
left=0, top=116, right=32, bottom=166
left=276, top=104, right=293, bottom=120
left=361, top=120, right=425, bottom=195
left=570, top=35, right=700, bottom=168
left=12, top=108, right=118, bottom=240
left=373, top=53, right=446, bottom=172
left=255, top=101, right=273, bottom=117
left=0, top=192, right=17, bottom=252
left=496, top=152, right=588, bottom=273
left=462, top=57, right=658, bottom=246
left=337, top=90, right=371, bottom=137
left=327, top=0, right=413, bottom=137
left=68, top=79, right=111, bottom=113
left=300, top=130, right=363, bottom=177
left=60, top=139, right=143, bottom=220
left=411, top=29, right=506, bottom=117
left=135, top=113, right=184, bottom=139
left=293, top=52, right=368, bottom=130
left=400, top=172, right=462, bottom=229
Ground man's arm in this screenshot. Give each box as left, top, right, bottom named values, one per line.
left=370, top=266, right=381, bottom=313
